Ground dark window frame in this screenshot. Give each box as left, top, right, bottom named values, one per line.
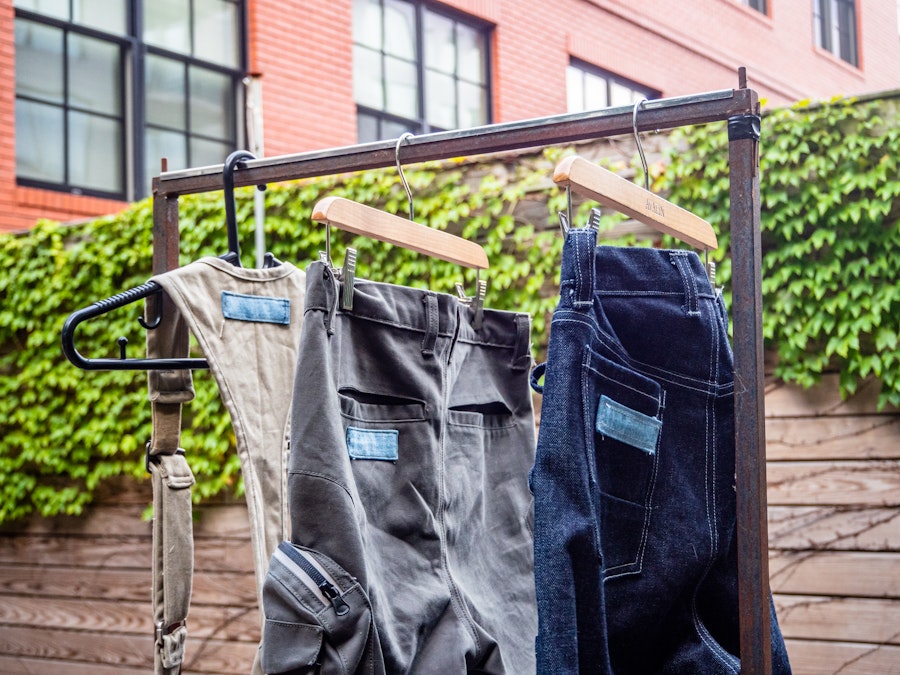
left=14, top=0, right=246, bottom=201
left=566, top=58, right=660, bottom=113
left=814, top=0, right=859, bottom=67
left=737, top=0, right=768, bottom=14
left=353, top=0, right=493, bottom=142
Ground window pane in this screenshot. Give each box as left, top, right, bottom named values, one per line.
left=424, top=12, right=455, bottom=75
left=194, top=0, right=239, bottom=66
left=68, top=34, right=122, bottom=114
left=384, top=55, right=417, bottom=118
left=71, top=0, right=127, bottom=34
left=609, top=81, right=639, bottom=107
left=13, top=0, right=68, bottom=20
left=583, top=72, right=608, bottom=110
left=68, top=111, right=123, bottom=193
left=357, top=111, right=379, bottom=143
left=566, top=65, right=583, bottom=112
left=456, top=24, right=485, bottom=84
left=189, top=66, right=234, bottom=139
left=146, top=127, right=187, bottom=175
left=353, top=0, right=383, bottom=49
left=146, top=55, right=186, bottom=129
left=16, top=99, right=64, bottom=182
left=15, top=20, right=64, bottom=104
left=384, top=0, right=416, bottom=59
left=353, top=45, right=384, bottom=109
left=457, top=81, right=486, bottom=128
left=190, top=137, right=232, bottom=168
left=144, top=0, right=190, bottom=54
left=425, top=70, right=455, bottom=129
left=381, top=117, right=414, bottom=139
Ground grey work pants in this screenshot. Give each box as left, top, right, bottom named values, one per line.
left=261, top=261, right=538, bottom=674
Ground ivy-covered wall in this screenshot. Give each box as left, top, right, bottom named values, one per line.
left=1, top=93, right=898, bottom=524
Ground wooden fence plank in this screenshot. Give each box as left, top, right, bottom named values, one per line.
left=0, top=534, right=254, bottom=572
left=775, top=594, right=900, bottom=645
left=770, top=551, right=900, bottom=598
left=767, top=506, right=900, bottom=551
left=765, top=375, right=894, bottom=417
left=0, top=502, right=252, bottom=539
left=767, top=460, right=900, bottom=506
left=0, top=655, right=147, bottom=675
left=0, top=564, right=257, bottom=605
left=0, top=626, right=257, bottom=674
left=767, top=416, right=900, bottom=461
left=0, top=596, right=260, bottom=642
left=784, top=639, right=900, bottom=675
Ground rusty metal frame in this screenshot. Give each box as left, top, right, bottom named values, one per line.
left=151, top=79, right=770, bottom=672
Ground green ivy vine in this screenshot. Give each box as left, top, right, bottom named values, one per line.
left=2, top=93, right=898, bottom=524
left=661, top=94, right=900, bottom=411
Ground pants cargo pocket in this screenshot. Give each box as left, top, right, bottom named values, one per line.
left=261, top=541, right=377, bottom=674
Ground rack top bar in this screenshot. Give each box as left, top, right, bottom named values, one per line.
left=154, top=87, right=756, bottom=197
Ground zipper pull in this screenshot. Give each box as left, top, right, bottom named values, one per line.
left=319, top=581, right=350, bottom=616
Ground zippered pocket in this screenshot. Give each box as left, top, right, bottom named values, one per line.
left=274, top=541, right=350, bottom=616
left=261, top=541, right=379, bottom=674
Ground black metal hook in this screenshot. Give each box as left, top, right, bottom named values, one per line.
left=222, top=150, right=267, bottom=267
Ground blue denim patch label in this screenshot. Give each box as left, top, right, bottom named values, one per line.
left=221, top=291, right=290, bottom=325
left=596, top=395, right=661, bottom=454
left=346, top=426, right=399, bottom=461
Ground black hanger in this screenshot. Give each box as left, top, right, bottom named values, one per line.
left=61, top=281, right=209, bottom=370
left=61, top=150, right=278, bottom=371
left=221, top=150, right=281, bottom=268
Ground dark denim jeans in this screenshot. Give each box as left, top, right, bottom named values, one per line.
left=262, top=261, right=538, bottom=674
left=530, top=226, right=791, bottom=674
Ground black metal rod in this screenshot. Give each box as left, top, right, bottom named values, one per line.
left=728, top=113, right=772, bottom=674
left=153, top=88, right=755, bottom=196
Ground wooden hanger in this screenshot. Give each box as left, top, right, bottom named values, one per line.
left=553, top=155, right=718, bottom=251
left=310, top=196, right=489, bottom=269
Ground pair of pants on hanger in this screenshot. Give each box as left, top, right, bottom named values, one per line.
left=530, top=227, right=792, bottom=673
left=260, top=261, right=538, bottom=674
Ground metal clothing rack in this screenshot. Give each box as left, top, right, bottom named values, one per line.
left=152, top=75, right=770, bottom=673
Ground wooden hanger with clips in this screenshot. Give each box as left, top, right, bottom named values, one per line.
left=311, top=133, right=489, bottom=325
left=553, top=100, right=718, bottom=252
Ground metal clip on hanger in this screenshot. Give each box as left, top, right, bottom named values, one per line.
left=553, top=99, right=718, bottom=254
left=311, top=132, right=490, bottom=328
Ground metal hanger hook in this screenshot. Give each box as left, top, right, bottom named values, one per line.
left=395, top=132, right=415, bottom=220
left=632, top=98, right=649, bottom=191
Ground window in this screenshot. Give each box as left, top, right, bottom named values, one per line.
left=736, top=0, right=767, bottom=13
left=352, top=0, right=491, bottom=142
left=814, top=0, right=859, bottom=66
left=14, top=0, right=244, bottom=201
left=566, top=60, right=659, bottom=113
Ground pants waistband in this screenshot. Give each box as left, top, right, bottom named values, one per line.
left=563, top=227, right=714, bottom=312
left=304, top=261, right=532, bottom=369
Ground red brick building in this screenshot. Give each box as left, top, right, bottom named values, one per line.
left=3, top=0, right=899, bottom=232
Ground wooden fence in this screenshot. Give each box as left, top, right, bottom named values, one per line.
left=767, top=375, right=900, bottom=673
left=1, top=375, right=898, bottom=673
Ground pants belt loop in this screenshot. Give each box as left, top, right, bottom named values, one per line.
left=670, top=251, right=701, bottom=317
left=569, top=228, right=597, bottom=308
left=511, top=314, right=532, bottom=371
left=421, top=292, right=439, bottom=356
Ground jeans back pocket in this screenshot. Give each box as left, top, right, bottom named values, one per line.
left=585, top=351, right=664, bottom=580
